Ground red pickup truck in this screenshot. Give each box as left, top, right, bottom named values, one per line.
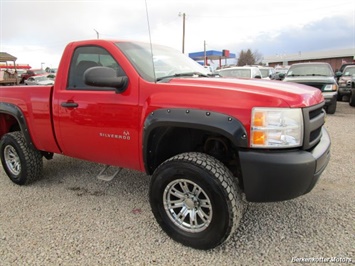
left=0, top=39, right=331, bottom=249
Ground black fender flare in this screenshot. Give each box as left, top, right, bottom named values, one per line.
left=143, top=108, right=248, bottom=174
left=0, top=102, right=34, bottom=149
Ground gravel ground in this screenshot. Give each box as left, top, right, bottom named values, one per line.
left=0, top=102, right=354, bottom=265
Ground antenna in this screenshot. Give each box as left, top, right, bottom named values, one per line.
left=178, top=12, right=186, bottom=53
left=144, top=0, right=157, bottom=82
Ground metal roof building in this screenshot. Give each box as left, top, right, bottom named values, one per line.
left=262, top=48, right=355, bottom=71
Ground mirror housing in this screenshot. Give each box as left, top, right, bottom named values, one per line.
left=335, top=71, right=343, bottom=77
left=278, top=73, right=285, bottom=79
left=84, top=66, right=128, bottom=93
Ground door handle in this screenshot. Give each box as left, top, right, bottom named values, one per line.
left=61, top=102, right=79, bottom=108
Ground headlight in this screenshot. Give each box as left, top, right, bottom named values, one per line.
left=323, top=84, right=338, bottom=91
left=338, top=78, right=346, bottom=86
left=250, top=108, right=303, bottom=148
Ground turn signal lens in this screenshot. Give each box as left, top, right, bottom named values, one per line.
left=250, top=108, right=303, bottom=148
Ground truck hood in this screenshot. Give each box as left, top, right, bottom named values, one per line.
left=167, top=77, right=324, bottom=108
left=283, top=76, right=336, bottom=85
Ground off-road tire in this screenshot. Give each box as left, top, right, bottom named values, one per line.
left=0, top=132, right=43, bottom=185
left=149, top=152, right=244, bottom=250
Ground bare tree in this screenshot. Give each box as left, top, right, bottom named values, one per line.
left=253, top=49, right=263, bottom=65
left=237, top=49, right=255, bottom=66
left=236, top=49, right=263, bottom=66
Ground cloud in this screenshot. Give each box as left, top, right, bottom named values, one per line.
left=1, top=0, right=354, bottom=68
left=234, top=14, right=355, bottom=56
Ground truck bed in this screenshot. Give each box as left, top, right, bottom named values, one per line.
left=0, top=85, right=60, bottom=153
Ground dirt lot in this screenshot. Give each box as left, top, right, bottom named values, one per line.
left=0, top=102, right=354, bottom=265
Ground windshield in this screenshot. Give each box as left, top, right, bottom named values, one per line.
left=287, top=64, right=333, bottom=77
left=116, top=42, right=210, bottom=82
left=218, top=68, right=251, bottom=78
left=34, top=69, right=46, bottom=75
left=259, top=69, right=269, bottom=77
left=276, top=68, right=288, bottom=74
left=343, top=67, right=355, bottom=76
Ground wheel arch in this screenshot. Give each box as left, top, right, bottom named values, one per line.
left=0, top=102, right=34, bottom=149
left=143, top=108, right=248, bottom=175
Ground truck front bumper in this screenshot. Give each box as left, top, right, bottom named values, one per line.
left=239, top=127, right=331, bottom=202
left=338, top=86, right=351, bottom=96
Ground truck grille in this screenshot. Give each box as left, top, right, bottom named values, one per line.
left=302, top=102, right=325, bottom=150
left=302, top=82, right=324, bottom=90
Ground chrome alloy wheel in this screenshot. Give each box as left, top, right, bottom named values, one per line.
left=4, top=145, right=21, bottom=175
left=163, top=179, right=212, bottom=233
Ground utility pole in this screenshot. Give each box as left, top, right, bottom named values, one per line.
left=94, top=29, right=99, bottom=39
left=204, top=40, right=207, bottom=66
left=179, top=12, right=186, bottom=53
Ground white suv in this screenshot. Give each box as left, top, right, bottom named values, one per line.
left=216, top=66, right=262, bottom=79
left=258, top=66, right=276, bottom=80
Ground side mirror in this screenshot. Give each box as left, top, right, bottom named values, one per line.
left=278, top=73, right=285, bottom=79
left=84, top=66, right=128, bottom=93
left=335, top=71, right=342, bottom=77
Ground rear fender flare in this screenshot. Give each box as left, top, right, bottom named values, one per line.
left=0, top=102, right=34, bottom=148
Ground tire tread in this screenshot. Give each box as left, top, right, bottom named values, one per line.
left=158, top=152, right=244, bottom=247
left=0, top=132, right=43, bottom=185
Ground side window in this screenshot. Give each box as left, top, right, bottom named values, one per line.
left=67, top=46, right=126, bottom=90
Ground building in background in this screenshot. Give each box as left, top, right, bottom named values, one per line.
left=263, top=48, right=355, bottom=71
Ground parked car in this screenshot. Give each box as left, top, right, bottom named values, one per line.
left=349, top=74, right=355, bottom=107
left=282, top=62, right=338, bottom=114
left=20, top=69, right=47, bottom=83
left=258, top=66, right=276, bottom=80
left=336, top=62, right=355, bottom=82
left=24, top=75, right=54, bottom=85
left=216, top=66, right=262, bottom=79
left=336, top=65, right=355, bottom=101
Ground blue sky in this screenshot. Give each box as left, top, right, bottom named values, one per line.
left=1, top=0, right=354, bottom=68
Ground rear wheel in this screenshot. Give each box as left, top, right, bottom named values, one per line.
left=149, top=152, right=244, bottom=250
left=0, top=132, right=43, bottom=185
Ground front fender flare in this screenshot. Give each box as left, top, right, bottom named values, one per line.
left=143, top=108, right=248, bottom=173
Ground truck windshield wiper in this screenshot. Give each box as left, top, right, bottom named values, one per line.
left=305, top=74, right=329, bottom=76
left=156, top=72, right=209, bottom=82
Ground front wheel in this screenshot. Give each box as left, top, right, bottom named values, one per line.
left=149, top=152, right=244, bottom=250
left=326, top=98, right=337, bottom=114
left=349, top=91, right=355, bottom=107
left=0, top=132, right=43, bottom=185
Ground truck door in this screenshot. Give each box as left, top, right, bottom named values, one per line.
left=54, top=45, right=140, bottom=170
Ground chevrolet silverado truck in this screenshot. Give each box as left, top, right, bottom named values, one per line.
left=0, top=40, right=331, bottom=250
